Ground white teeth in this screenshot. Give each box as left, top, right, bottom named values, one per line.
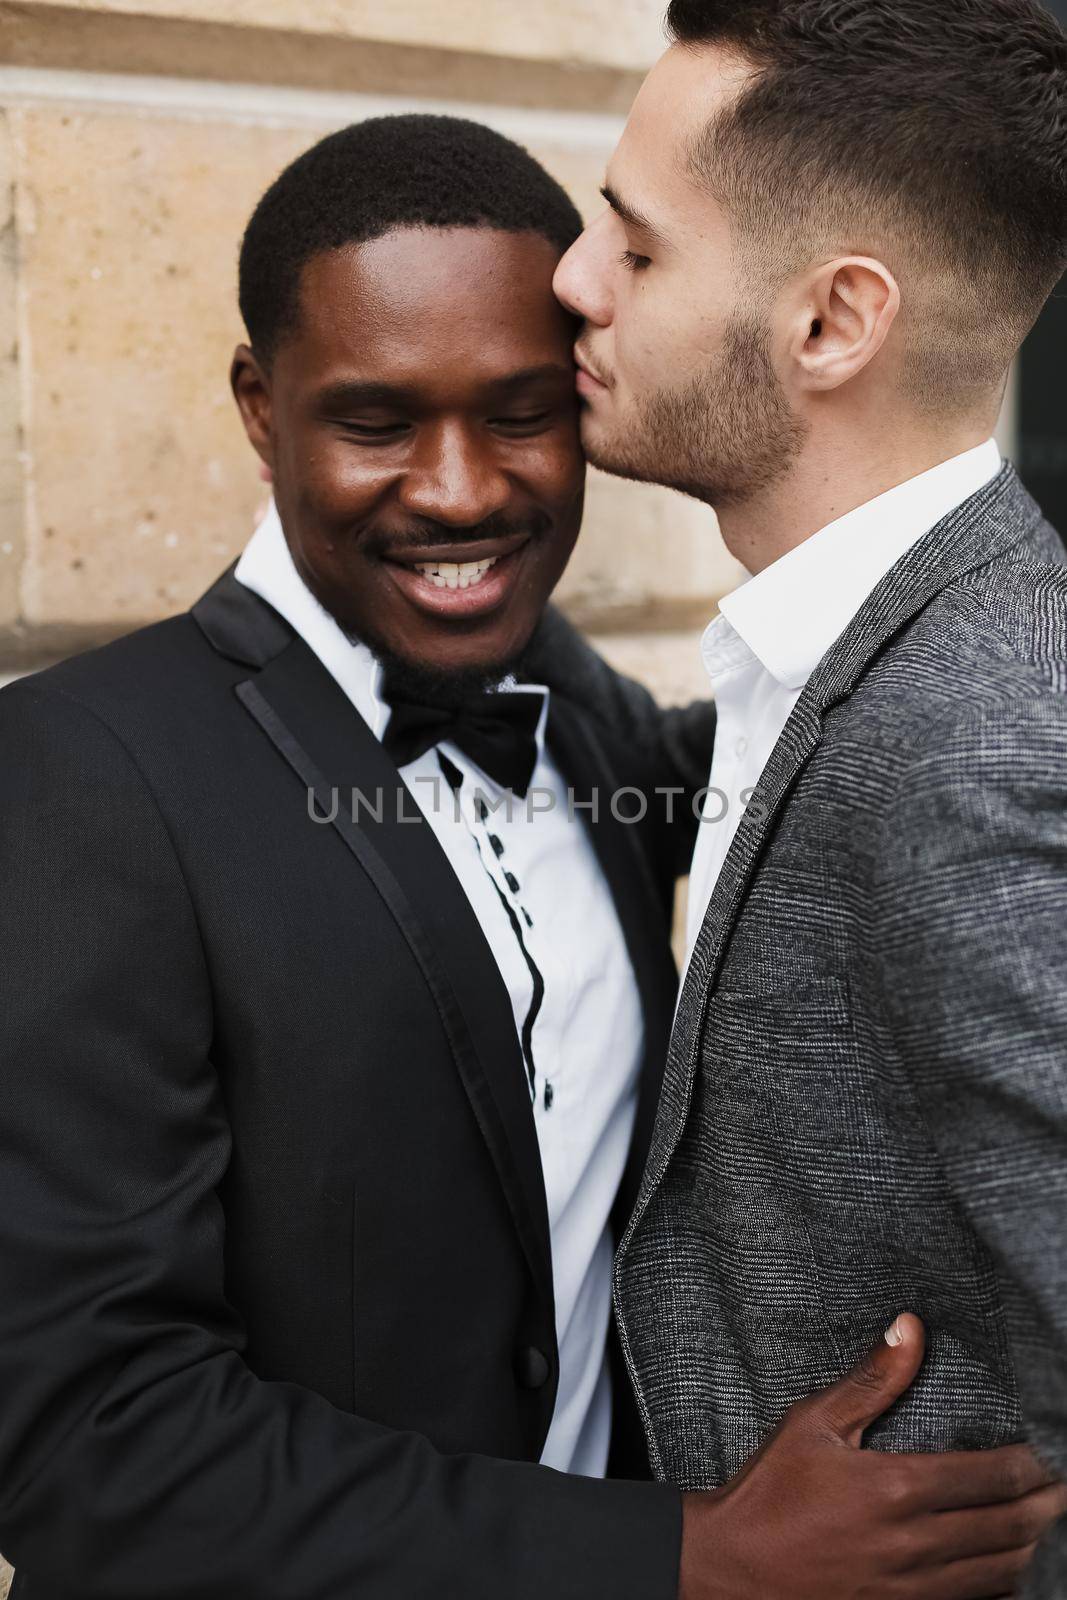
left=413, top=556, right=500, bottom=591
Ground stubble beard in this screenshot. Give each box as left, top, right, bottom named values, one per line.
left=582, top=316, right=808, bottom=509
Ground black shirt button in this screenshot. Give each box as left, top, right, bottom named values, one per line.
left=515, top=1346, right=551, bottom=1390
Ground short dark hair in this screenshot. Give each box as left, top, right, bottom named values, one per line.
left=665, top=0, right=1067, bottom=402
left=239, top=114, right=583, bottom=363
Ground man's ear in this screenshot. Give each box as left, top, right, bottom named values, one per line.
left=789, top=256, right=900, bottom=394
left=231, top=344, right=275, bottom=470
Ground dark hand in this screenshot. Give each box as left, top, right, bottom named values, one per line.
left=679, top=1314, right=1067, bottom=1599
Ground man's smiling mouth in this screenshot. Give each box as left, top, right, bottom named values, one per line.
left=411, top=556, right=501, bottom=591
left=381, top=533, right=535, bottom=619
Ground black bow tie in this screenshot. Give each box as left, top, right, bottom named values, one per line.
left=381, top=680, right=544, bottom=798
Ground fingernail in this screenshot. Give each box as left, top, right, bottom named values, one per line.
left=884, top=1316, right=904, bottom=1347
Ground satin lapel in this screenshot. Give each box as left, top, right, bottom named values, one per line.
left=546, top=696, right=680, bottom=1225
left=191, top=561, right=292, bottom=666
left=623, top=462, right=1039, bottom=1239
left=231, top=628, right=553, bottom=1311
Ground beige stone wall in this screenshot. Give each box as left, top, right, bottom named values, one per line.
left=6, top=0, right=670, bottom=72
left=0, top=0, right=743, bottom=698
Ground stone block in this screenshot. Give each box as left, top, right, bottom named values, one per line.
left=6, top=0, right=669, bottom=73
left=12, top=104, right=327, bottom=634
left=0, top=5, right=645, bottom=115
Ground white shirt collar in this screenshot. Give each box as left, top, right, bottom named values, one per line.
left=233, top=498, right=550, bottom=762
left=234, top=499, right=387, bottom=733
left=710, top=439, right=1002, bottom=691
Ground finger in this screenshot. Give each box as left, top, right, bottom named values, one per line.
left=806, top=1312, right=926, bottom=1444
left=916, top=1543, right=1035, bottom=1599
left=916, top=1485, right=1067, bottom=1565
left=891, top=1444, right=1060, bottom=1513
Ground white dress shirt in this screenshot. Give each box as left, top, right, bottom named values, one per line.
left=685, top=439, right=1003, bottom=963
left=235, top=503, right=645, bottom=1478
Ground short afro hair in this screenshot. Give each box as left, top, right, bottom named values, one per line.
left=238, top=114, right=584, bottom=363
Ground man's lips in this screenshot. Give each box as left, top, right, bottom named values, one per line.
left=381, top=529, right=531, bottom=569
left=574, top=348, right=610, bottom=400
left=381, top=532, right=534, bottom=621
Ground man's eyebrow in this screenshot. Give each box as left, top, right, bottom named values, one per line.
left=600, top=184, right=671, bottom=250
left=485, top=364, right=575, bottom=394
left=316, top=380, right=417, bottom=410
left=316, top=366, right=574, bottom=410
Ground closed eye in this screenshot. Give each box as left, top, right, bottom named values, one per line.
left=337, top=421, right=410, bottom=440
left=490, top=411, right=555, bottom=433
left=619, top=249, right=652, bottom=272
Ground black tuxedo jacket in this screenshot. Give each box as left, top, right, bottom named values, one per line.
left=0, top=571, right=713, bottom=1599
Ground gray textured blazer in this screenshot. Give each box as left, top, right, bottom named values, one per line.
left=615, top=466, right=1067, bottom=1593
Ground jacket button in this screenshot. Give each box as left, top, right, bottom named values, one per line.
left=516, top=1346, right=551, bottom=1390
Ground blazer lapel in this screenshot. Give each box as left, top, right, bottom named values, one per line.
left=193, top=571, right=554, bottom=1313
left=545, top=695, right=680, bottom=1226
left=627, top=462, right=1041, bottom=1228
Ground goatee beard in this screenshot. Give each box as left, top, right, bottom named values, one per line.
left=357, top=638, right=534, bottom=709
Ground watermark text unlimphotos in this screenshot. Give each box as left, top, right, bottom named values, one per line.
left=306, top=781, right=768, bottom=828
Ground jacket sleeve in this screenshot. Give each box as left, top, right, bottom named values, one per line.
left=871, top=692, right=1067, bottom=1596
left=0, top=680, right=682, bottom=1600
left=528, top=606, right=716, bottom=876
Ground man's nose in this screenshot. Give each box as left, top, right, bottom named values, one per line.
left=397, top=425, right=512, bottom=527
left=553, top=212, right=614, bottom=327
